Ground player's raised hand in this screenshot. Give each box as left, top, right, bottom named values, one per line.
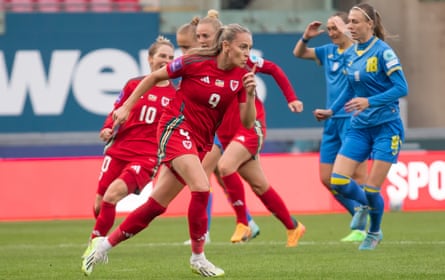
left=303, top=21, right=324, bottom=39
left=243, top=64, right=257, bottom=96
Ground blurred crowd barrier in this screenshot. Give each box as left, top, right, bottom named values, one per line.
left=1, top=151, right=444, bottom=221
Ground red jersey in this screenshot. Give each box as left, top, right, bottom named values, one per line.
left=102, top=77, right=176, bottom=164
left=161, top=54, right=248, bottom=153
left=217, top=97, right=265, bottom=147
left=217, top=55, right=298, bottom=146
left=247, top=55, right=299, bottom=103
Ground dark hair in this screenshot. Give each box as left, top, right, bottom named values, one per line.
left=332, top=11, right=348, bottom=24
left=352, top=3, right=385, bottom=40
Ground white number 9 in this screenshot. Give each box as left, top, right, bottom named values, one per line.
left=208, top=93, right=221, bottom=108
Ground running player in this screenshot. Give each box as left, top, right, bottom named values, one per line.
left=82, top=23, right=257, bottom=277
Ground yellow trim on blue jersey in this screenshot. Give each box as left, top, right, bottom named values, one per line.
left=355, top=37, right=379, bottom=56
left=387, top=66, right=402, bottom=76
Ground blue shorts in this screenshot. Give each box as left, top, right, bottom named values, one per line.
left=319, top=117, right=351, bottom=164
left=213, top=135, right=224, bottom=153
left=339, top=118, right=404, bottom=163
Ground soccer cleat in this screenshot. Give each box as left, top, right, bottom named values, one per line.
left=340, top=230, right=367, bottom=242
left=81, top=240, right=92, bottom=259
left=183, top=231, right=211, bottom=245
left=249, top=220, right=261, bottom=240
left=359, top=231, right=383, bottom=250
left=286, top=222, right=306, bottom=247
left=350, top=206, right=369, bottom=230
left=81, top=236, right=108, bottom=276
left=230, top=223, right=251, bottom=243
left=190, top=257, right=225, bottom=277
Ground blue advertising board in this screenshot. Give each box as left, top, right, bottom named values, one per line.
left=0, top=13, right=330, bottom=134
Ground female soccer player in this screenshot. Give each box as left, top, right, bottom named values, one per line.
left=188, top=9, right=262, bottom=244
left=292, top=12, right=368, bottom=242
left=314, top=3, right=409, bottom=250
left=176, top=16, right=200, bottom=55
left=82, top=23, right=257, bottom=277
left=81, top=36, right=175, bottom=273
left=196, top=10, right=305, bottom=245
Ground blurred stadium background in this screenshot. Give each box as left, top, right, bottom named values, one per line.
left=0, top=0, right=445, bottom=220
left=1, top=0, right=444, bottom=158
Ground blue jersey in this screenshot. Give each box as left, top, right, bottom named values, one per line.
left=315, top=44, right=351, bottom=118
left=331, top=37, right=408, bottom=128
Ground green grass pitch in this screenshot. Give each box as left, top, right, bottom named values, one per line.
left=1, top=211, right=444, bottom=279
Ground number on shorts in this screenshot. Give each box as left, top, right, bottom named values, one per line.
left=101, top=155, right=112, bottom=172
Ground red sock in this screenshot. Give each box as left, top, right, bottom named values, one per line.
left=258, top=187, right=295, bottom=229
left=222, top=173, right=248, bottom=225
left=108, top=197, right=166, bottom=246
left=188, top=191, right=209, bottom=254
left=91, top=201, right=116, bottom=239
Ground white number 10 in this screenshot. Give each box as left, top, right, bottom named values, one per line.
left=139, top=105, right=157, bottom=124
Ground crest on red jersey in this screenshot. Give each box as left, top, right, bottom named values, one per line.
left=182, top=140, right=192, bottom=150
left=161, top=97, right=170, bottom=107
left=230, top=80, right=239, bottom=91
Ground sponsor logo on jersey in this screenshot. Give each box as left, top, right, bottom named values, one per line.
left=169, top=58, right=183, bottom=72
left=386, top=59, right=399, bottom=69
left=148, top=94, right=157, bottom=101
left=200, top=76, right=210, bottom=84
left=332, top=62, right=339, bottom=72
left=215, top=79, right=224, bottom=87
left=383, top=49, right=399, bottom=69
left=236, top=135, right=246, bottom=142
left=249, top=54, right=264, bottom=68
left=116, top=90, right=124, bottom=103
left=383, top=49, right=397, bottom=61
left=131, top=165, right=141, bottom=174
left=230, top=80, right=239, bottom=91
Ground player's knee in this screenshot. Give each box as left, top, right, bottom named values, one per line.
left=320, top=176, right=331, bottom=189
left=330, top=173, right=350, bottom=191
left=217, top=163, right=236, bottom=177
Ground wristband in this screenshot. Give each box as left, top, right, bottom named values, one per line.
left=301, top=37, right=310, bottom=44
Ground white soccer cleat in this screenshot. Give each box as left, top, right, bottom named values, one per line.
left=190, top=256, right=224, bottom=277
left=81, top=237, right=108, bottom=276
